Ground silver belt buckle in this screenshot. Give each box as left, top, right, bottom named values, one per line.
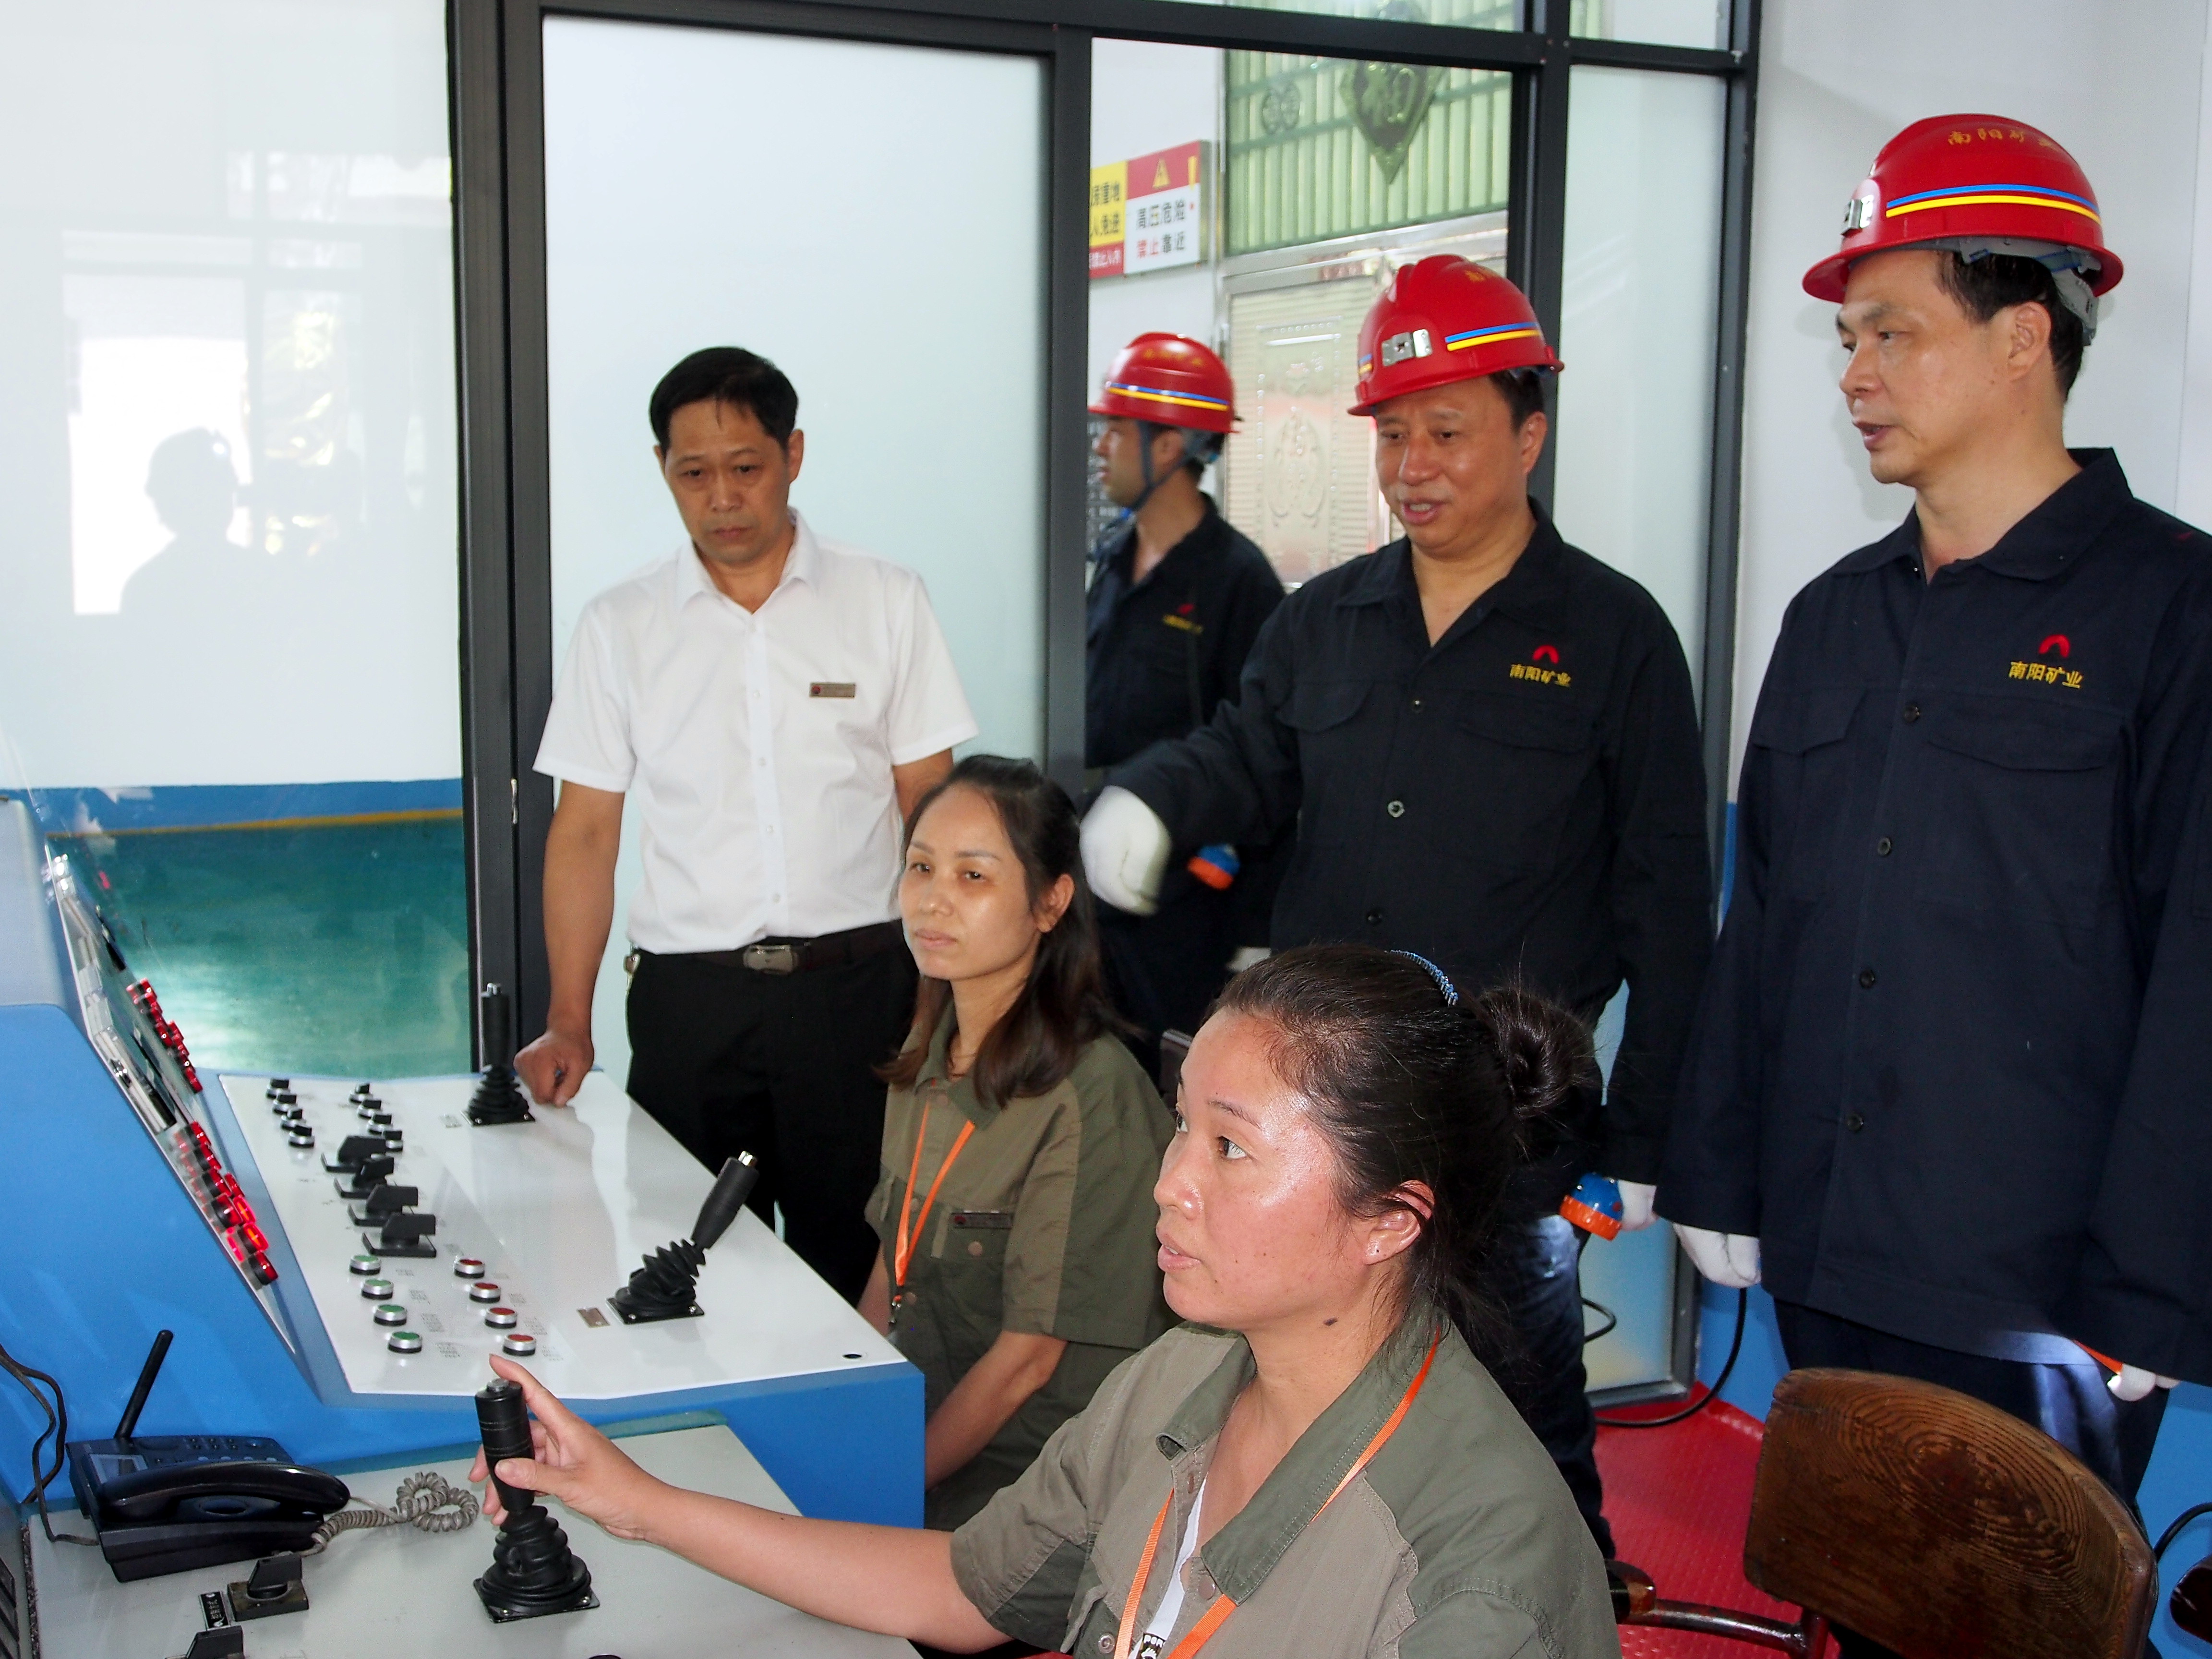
left=742, top=942, right=800, bottom=975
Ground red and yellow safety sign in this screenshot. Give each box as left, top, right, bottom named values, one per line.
left=1090, top=141, right=1206, bottom=280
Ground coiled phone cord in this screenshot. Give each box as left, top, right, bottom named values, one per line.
left=306, top=1469, right=478, bottom=1553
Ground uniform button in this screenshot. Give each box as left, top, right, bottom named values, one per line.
left=1385, top=799, right=1405, bottom=818
left=1857, top=968, right=1877, bottom=988
left=1364, top=908, right=1383, bottom=925
left=1410, top=697, right=1423, bottom=710
left=1099, top=1637, right=1115, bottom=1654
left=1845, top=1112, right=1866, bottom=1133
left=967, top=1240, right=985, bottom=1257
left=1902, top=704, right=1922, bottom=723
left=1875, top=837, right=1893, bottom=856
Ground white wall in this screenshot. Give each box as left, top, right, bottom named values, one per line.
left=1088, top=40, right=1223, bottom=395
left=1731, top=0, right=2212, bottom=782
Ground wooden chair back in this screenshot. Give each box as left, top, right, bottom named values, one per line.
left=1743, top=1368, right=2155, bottom=1659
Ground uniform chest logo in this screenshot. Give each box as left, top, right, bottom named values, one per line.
left=2008, top=634, right=2082, bottom=690
left=1509, top=643, right=1571, bottom=687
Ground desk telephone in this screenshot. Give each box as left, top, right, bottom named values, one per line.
left=64, top=1333, right=349, bottom=1581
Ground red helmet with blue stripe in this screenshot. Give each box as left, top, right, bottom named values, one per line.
left=1348, top=256, right=1562, bottom=418
left=1090, top=333, right=1236, bottom=434
left=1803, top=114, right=2122, bottom=301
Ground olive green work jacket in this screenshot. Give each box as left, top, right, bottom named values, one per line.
left=951, top=1313, right=1620, bottom=1659
left=866, top=1012, right=1173, bottom=1528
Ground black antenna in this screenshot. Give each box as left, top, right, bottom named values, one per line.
left=113, top=1329, right=173, bottom=1443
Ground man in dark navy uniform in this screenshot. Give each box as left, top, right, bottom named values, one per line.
left=1084, top=333, right=1284, bottom=1079
left=1660, top=117, right=2212, bottom=1593
left=1081, top=261, right=1712, bottom=1558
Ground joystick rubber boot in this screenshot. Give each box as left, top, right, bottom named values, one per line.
left=472, top=1379, right=596, bottom=1622
left=468, top=987, right=534, bottom=1126
left=607, top=1238, right=707, bottom=1323
left=606, top=1154, right=758, bottom=1323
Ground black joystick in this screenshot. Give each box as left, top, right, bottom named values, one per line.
left=472, top=1379, right=595, bottom=1623
left=467, top=985, right=533, bottom=1127
left=608, top=1153, right=758, bottom=1324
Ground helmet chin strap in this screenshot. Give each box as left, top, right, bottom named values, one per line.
left=1118, top=423, right=1223, bottom=521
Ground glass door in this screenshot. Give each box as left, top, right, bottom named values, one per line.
left=535, top=15, right=1054, bottom=1084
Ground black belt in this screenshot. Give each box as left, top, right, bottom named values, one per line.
left=646, top=919, right=905, bottom=976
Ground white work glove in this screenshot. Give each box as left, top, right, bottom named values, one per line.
left=1081, top=786, right=1172, bottom=917
left=1613, top=1181, right=1657, bottom=1233
left=1227, top=946, right=1271, bottom=974
left=1675, top=1223, right=1762, bottom=1289
left=2109, top=1365, right=2180, bottom=1402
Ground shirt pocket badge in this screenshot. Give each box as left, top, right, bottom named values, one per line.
left=809, top=681, right=857, bottom=698
left=950, top=1210, right=1015, bottom=1262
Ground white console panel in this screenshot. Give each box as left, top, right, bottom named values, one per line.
left=30, top=1420, right=914, bottom=1659
left=218, top=1074, right=902, bottom=1401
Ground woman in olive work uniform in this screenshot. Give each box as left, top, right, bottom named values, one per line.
left=472, top=946, right=1619, bottom=1659
left=858, top=753, right=1174, bottom=1528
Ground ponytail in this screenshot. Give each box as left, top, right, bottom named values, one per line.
left=1212, top=946, right=1594, bottom=1352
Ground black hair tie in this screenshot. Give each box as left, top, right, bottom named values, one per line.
left=1392, top=950, right=1459, bottom=1007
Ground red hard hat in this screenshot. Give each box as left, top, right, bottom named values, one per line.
left=1090, top=333, right=1235, bottom=433
left=1803, top=114, right=2122, bottom=301
left=1349, top=256, right=1562, bottom=418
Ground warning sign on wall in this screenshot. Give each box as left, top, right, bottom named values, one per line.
left=1090, top=141, right=1206, bottom=280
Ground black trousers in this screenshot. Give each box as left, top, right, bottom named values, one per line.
left=625, top=947, right=917, bottom=1303
left=1487, top=1213, right=1615, bottom=1560
left=1772, top=1298, right=2171, bottom=1659
left=1097, top=888, right=1237, bottom=1086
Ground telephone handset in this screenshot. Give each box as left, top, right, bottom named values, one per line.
left=62, top=1331, right=351, bottom=1581
left=95, top=1457, right=349, bottom=1523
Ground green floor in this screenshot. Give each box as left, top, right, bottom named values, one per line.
left=67, top=816, right=472, bottom=1079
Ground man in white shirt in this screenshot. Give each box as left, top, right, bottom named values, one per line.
left=520, top=347, right=977, bottom=1300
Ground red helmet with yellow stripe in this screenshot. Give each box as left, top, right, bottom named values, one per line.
left=1802, top=114, right=2121, bottom=302
left=1348, top=256, right=1562, bottom=418
left=1090, top=333, right=1236, bottom=434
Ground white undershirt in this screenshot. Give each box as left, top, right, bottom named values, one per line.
left=1137, top=1479, right=1207, bottom=1659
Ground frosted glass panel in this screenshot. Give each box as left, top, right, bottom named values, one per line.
left=0, top=0, right=469, bottom=1076
left=541, top=18, right=1047, bottom=1082
left=1551, top=66, right=1725, bottom=674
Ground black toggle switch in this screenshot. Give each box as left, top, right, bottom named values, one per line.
left=366, top=1211, right=438, bottom=1258
left=334, top=1154, right=397, bottom=1200
left=227, top=1551, right=310, bottom=1622
left=323, top=1134, right=389, bottom=1173
left=346, top=1183, right=421, bottom=1225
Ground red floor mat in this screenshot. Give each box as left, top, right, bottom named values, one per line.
left=1598, top=1391, right=1821, bottom=1658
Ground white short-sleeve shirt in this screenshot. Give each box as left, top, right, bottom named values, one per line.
left=534, top=512, right=978, bottom=953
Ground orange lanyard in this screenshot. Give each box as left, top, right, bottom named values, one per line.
left=1110, top=1334, right=1442, bottom=1659
left=892, top=1102, right=974, bottom=1298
